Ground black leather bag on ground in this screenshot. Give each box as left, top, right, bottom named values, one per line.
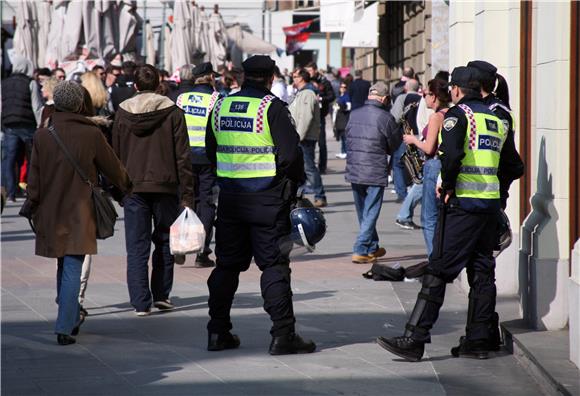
left=362, top=263, right=405, bottom=281
left=404, top=261, right=429, bottom=278
left=48, top=126, right=117, bottom=239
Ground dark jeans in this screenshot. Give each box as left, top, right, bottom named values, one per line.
left=207, top=183, right=296, bottom=337
left=192, top=163, right=217, bottom=256
left=1, top=127, right=35, bottom=199
left=55, top=255, right=85, bottom=335
left=124, top=193, right=179, bottom=312
left=392, top=141, right=408, bottom=200
left=300, top=140, right=326, bottom=200
left=318, top=116, right=327, bottom=172
left=412, top=204, right=498, bottom=342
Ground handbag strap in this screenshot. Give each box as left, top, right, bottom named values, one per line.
left=48, top=125, right=93, bottom=187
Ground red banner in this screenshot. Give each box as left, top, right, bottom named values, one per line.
left=283, top=19, right=315, bottom=55
left=285, top=32, right=312, bottom=55
left=283, top=20, right=313, bottom=36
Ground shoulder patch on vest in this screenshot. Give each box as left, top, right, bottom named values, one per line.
left=443, top=117, right=458, bottom=131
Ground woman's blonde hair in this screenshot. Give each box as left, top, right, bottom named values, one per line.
left=80, top=71, right=107, bottom=109
left=42, top=77, right=59, bottom=99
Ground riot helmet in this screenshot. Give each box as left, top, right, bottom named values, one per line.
left=290, top=207, right=327, bottom=252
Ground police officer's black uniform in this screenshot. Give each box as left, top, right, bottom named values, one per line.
left=377, top=67, right=510, bottom=361
left=204, top=56, right=316, bottom=355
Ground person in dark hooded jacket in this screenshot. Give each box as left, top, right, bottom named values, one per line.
left=112, top=64, right=195, bottom=316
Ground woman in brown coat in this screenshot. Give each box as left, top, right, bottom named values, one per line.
left=27, top=81, right=132, bottom=345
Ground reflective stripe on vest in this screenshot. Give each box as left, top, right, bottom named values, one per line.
left=440, top=104, right=506, bottom=200
left=212, top=95, right=276, bottom=179
left=179, top=91, right=220, bottom=147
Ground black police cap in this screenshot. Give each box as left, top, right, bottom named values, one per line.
left=467, top=60, right=497, bottom=78
left=242, top=55, right=275, bottom=75
left=192, top=62, right=220, bottom=78
left=449, top=66, right=480, bottom=89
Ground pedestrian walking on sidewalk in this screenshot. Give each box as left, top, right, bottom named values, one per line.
left=345, top=82, right=401, bottom=264
left=112, top=65, right=195, bottom=316
left=288, top=68, right=327, bottom=208
left=27, top=81, right=132, bottom=345
left=176, top=62, right=222, bottom=268
left=376, top=66, right=509, bottom=361
left=205, top=55, right=315, bottom=355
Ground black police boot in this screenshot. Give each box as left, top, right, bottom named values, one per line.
left=450, top=337, right=488, bottom=359
left=376, top=336, right=425, bottom=362
left=268, top=333, right=316, bottom=355
left=488, top=312, right=502, bottom=351
left=207, top=332, right=240, bottom=351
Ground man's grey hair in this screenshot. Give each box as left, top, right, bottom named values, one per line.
left=405, top=79, right=419, bottom=93
left=179, top=64, right=195, bottom=82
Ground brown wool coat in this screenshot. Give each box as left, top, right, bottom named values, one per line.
left=27, top=112, right=132, bottom=258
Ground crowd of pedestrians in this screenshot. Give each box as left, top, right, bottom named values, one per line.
left=2, top=53, right=522, bottom=363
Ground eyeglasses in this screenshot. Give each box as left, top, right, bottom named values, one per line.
left=423, top=91, right=433, bottom=98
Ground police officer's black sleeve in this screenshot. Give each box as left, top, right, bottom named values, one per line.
left=205, top=109, right=218, bottom=167
left=268, top=100, right=305, bottom=184
left=494, top=108, right=525, bottom=208
left=438, top=107, right=468, bottom=191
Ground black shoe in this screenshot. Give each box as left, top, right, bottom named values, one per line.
left=71, top=313, right=86, bottom=336
left=195, top=254, right=215, bottom=268
left=207, top=332, right=241, bottom=351
left=57, top=334, right=76, bottom=345
left=450, top=337, right=489, bottom=359
left=376, top=336, right=425, bottom=362
left=395, top=219, right=422, bottom=230
left=269, top=332, right=316, bottom=355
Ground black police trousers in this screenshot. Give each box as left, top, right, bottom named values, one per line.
left=207, top=182, right=296, bottom=337
left=192, top=164, right=217, bottom=256
left=410, top=201, right=498, bottom=343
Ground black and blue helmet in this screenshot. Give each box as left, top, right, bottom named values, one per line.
left=290, top=207, right=327, bottom=252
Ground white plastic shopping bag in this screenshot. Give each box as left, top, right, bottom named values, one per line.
left=170, top=207, right=206, bottom=256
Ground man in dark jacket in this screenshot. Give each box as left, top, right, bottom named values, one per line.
left=109, top=61, right=137, bottom=113
left=112, top=64, right=195, bottom=316
left=345, top=82, right=401, bottom=264
left=348, top=70, right=371, bottom=111
left=1, top=55, right=43, bottom=201
left=306, top=62, right=335, bottom=173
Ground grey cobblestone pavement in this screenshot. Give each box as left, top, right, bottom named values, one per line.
left=1, top=140, right=544, bottom=395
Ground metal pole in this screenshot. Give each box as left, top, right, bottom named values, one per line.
left=326, top=32, right=330, bottom=69
left=262, top=1, right=266, bottom=40
left=159, top=2, right=166, bottom=70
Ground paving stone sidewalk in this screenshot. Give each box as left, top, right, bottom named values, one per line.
left=1, top=141, right=544, bottom=395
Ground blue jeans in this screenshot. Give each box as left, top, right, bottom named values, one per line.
left=124, top=193, right=179, bottom=312
left=300, top=140, right=326, bottom=200
left=392, top=142, right=408, bottom=200
left=421, top=158, right=441, bottom=256
left=318, top=116, right=327, bottom=172
left=351, top=184, right=385, bottom=255
left=1, top=127, right=35, bottom=199
left=396, top=183, right=423, bottom=222
left=55, top=255, right=85, bottom=335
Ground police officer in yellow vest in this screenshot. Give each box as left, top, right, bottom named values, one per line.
left=377, top=66, right=507, bottom=361
left=176, top=62, right=221, bottom=267
left=204, top=55, right=315, bottom=355
left=444, top=60, right=524, bottom=356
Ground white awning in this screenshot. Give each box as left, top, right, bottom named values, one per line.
left=342, top=2, right=378, bottom=48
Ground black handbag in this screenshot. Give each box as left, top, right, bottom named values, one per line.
left=48, top=126, right=117, bottom=239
